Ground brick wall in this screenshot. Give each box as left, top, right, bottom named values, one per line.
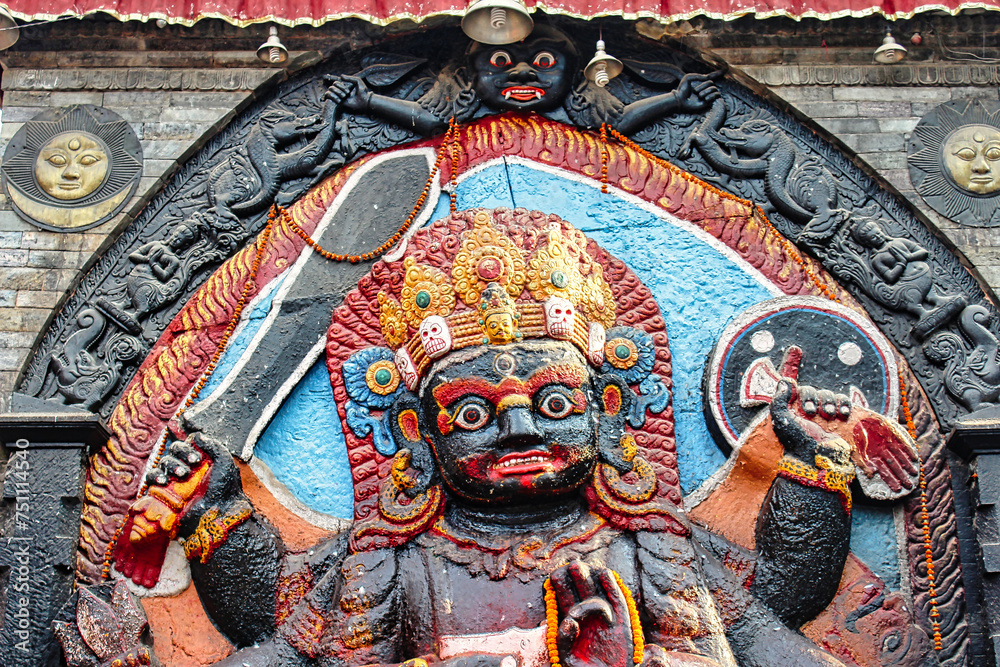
left=0, top=17, right=997, bottom=402
left=0, top=70, right=274, bottom=399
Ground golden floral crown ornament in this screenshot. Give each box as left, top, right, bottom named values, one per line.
left=377, top=210, right=617, bottom=390
left=452, top=210, right=526, bottom=304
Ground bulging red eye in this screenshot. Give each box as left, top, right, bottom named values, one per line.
left=454, top=402, right=491, bottom=430
left=533, top=51, right=556, bottom=68
left=490, top=51, right=512, bottom=68
left=539, top=391, right=574, bottom=419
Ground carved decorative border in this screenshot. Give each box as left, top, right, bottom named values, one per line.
left=740, top=63, right=1000, bottom=87
left=1, top=68, right=280, bottom=92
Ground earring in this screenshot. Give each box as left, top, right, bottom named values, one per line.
left=378, top=450, right=443, bottom=524
left=391, top=449, right=420, bottom=491
left=595, top=433, right=656, bottom=505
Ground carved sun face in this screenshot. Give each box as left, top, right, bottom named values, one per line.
left=942, top=125, right=1000, bottom=195
left=35, top=132, right=109, bottom=201
left=908, top=99, right=1000, bottom=227
left=421, top=342, right=597, bottom=505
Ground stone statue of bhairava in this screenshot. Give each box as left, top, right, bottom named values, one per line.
left=110, top=209, right=925, bottom=667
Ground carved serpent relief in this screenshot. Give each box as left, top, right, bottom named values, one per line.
left=20, top=26, right=992, bottom=435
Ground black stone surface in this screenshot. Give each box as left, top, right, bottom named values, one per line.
left=0, top=409, right=109, bottom=667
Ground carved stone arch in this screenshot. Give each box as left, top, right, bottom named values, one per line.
left=19, top=19, right=995, bottom=666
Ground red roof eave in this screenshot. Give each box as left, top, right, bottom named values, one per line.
left=1, top=0, right=998, bottom=29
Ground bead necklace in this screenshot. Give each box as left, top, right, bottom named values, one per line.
left=288, top=117, right=460, bottom=263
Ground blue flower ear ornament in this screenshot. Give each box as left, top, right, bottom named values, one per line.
left=600, top=326, right=670, bottom=427
left=342, top=347, right=405, bottom=455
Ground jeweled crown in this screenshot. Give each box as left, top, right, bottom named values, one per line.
left=378, top=210, right=617, bottom=389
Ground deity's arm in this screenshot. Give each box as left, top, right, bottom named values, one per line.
left=890, top=237, right=928, bottom=262
left=186, top=508, right=285, bottom=645
left=168, top=435, right=315, bottom=647
left=871, top=248, right=904, bottom=284
left=691, top=539, right=847, bottom=667
left=749, top=476, right=850, bottom=625
left=634, top=531, right=845, bottom=666
left=634, top=531, right=738, bottom=665
left=333, top=74, right=448, bottom=136
left=119, top=433, right=348, bottom=649
left=750, top=380, right=853, bottom=627
left=614, top=73, right=721, bottom=135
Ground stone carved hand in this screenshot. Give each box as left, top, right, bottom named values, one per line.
left=768, top=347, right=919, bottom=497
left=330, top=74, right=374, bottom=114
left=114, top=432, right=245, bottom=587
left=323, top=75, right=356, bottom=107
left=549, top=561, right=638, bottom=667
left=768, top=346, right=853, bottom=472
left=673, top=73, right=722, bottom=114
left=770, top=378, right=853, bottom=472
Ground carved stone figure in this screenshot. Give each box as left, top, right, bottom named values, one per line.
left=842, top=219, right=966, bottom=338
left=96, top=216, right=208, bottom=334
left=335, top=25, right=721, bottom=135
left=684, top=101, right=850, bottom=246
left=28, top=308, right=143, bottom=409
left=925, top=304, right=1000, bottom=412
left=110, top=210, right=926, bottom=667
left=208, top=78, right=352, bottom=226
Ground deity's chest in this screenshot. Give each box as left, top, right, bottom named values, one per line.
left=398, top=531, right=641, bottom=659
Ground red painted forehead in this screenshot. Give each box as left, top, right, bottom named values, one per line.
left=432, top=363, right=588, bottom=408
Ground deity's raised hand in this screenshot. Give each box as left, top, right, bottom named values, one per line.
left=768, top=346, right=919, bottom=500
left=548, top=561, right=641, bottom=667
left=113, top=432, right=244, bottom=588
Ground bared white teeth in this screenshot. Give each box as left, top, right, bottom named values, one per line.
left=495, top=455, right=549, bottom=469
left=503, top=88, right=544, bottom=100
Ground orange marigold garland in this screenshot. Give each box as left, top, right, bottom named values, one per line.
left=101, top=204, right=280, bottom=580
left=449, top=116, right=460, bottom=212
left=899, top=370, right=944, bottom=650
left=543, top=572, right=644, bottom=667
left=613, top=570, right=645, bottom=664
left=288, top=119, right=458, bottom=263
left=600, top=123, right=609, bottom=194
left=544, top=578, right=562, bottom=667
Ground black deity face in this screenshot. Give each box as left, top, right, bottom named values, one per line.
left=468, top=25, right=578, bottom=113
left=420, top=342, right=599, bottom=505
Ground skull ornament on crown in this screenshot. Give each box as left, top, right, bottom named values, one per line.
left=328, top=208, right=680, bottom=549
left=419, top=315, right=453, bottom=359
left=544, top=297, right=575, bottom=339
